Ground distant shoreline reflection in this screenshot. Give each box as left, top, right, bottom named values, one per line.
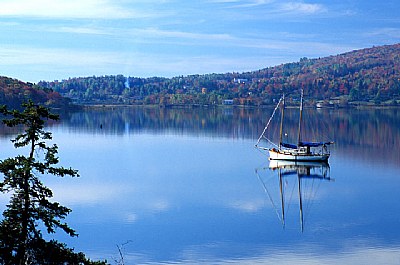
left=54, top=106, right=400, bottom=163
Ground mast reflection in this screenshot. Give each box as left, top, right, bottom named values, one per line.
left=256, top=160, right=334, bottom=232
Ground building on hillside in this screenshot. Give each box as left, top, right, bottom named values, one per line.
left=233, top=78, right=248, bottom=84
left=223, top=99, right=234, bottom=105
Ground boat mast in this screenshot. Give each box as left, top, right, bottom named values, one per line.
left=297, top=89, right=304, bottom=146
left=279, top=168, right=285, bottom=228
left=279, top=93, right=285, bottom=149
left=298, top=175, right=304, bottom=232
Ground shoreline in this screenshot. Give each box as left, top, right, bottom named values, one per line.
left=80, top=103, right=400, bottom=110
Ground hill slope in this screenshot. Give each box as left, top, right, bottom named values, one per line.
left=39, top=43, right=400, bottom=106
left=0, top=76, right=73, bottom=109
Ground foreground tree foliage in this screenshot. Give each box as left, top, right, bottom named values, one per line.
left=0, top=101, right=107, bottom=264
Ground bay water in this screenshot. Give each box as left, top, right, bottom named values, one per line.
left=0, top=106, right=399, bottom=264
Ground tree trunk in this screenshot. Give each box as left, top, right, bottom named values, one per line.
left=17, top=137, right=35, bottom=265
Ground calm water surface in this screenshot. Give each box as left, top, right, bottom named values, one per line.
left=0, top=107, right=399, bottom=264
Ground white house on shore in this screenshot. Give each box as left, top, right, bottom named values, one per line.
left=223, top=99, right=234, bottom=105
left=233, top=78, right=248, bottom=84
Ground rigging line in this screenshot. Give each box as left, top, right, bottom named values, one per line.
left=258, top=135, right=279, bottom=149
left=315, top=110, right=333, bottom=142
left=285, top=175, right=297, bottom=214
left=256, top=169, right=282, bottom=222
left=266, top=138, right=279, bottom=148
left=303, top=178, right=323, bottom=223
left=255, top=96, right=283, bottom=147
left=301, top=178, right=311, bottom=224
left=255, top=146, right=270, bottom=157
left=323, top=116, right=334, bottom=142
left=262, top=134, right=279, bottom=147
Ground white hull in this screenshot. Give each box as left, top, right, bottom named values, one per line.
left=269, top=148, right=329, bottom=162
left=268, top=160, right=329, bottom=169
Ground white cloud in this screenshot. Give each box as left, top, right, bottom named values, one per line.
left=208, top=0, right=242, bottom=3
left=208, top=0, right=324, bottom=13
left=0, top=46, right=120, bottom=67
left=124, top=213, right=138, bottom=223
left=0, top=35, right=355, bottom=82
left=133, top=27, right=234, bottom=41
left=365, top=27, right=400, bottom=39
left=237, top=0, right=274, bottom=7
left=0, top=0, right=142, bottom=19
left=0, top=45, right=131, bottom=81
left=224, top=0, right=274, bottom=8
left=208, top=0, right=275, bottom=8
left=209, top=0, right=273, bottom=6
left=148, top=200, right=170, bottom=212
left=57, top=26, right=111, bottom=35
left=280, top=2, right=326, bottom=14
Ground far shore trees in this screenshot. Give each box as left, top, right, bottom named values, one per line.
left=38, top=44, right=400, bottom=106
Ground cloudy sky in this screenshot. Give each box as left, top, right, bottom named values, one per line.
left=0, top=0, right=399, bottom=82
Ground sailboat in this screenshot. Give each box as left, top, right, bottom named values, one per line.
left=256, top=160, right=333, bottom=231
left=256, top=89, right=333, bottom=161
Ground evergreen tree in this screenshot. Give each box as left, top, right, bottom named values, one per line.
left=0, top=101, right=106, bottom=264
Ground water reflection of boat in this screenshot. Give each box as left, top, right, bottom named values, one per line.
left=255, top=89, right=333, bottom=161
left=256, top=160, right=333, bottom=232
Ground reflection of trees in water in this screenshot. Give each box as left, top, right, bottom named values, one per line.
left=1, top=107, right=399, bottom=161
left=64, top=107, right=399, bottom=147
left=330, top=108, right=400, bottom=149
left=0, top=117, right=59, bottom=138
left=330, top=108, right=400, bottom=164
left=59, top=107, right=268, bottom=139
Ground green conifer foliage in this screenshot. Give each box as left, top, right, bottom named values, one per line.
left=0, top=101, right=106, bottom=265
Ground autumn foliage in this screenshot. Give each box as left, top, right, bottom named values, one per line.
left=0, top=77, right=72, bottom=109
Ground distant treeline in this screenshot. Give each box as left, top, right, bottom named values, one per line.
left=0, top=76, right=73, bottom=109
left=32, top=43, right=400, bottom=107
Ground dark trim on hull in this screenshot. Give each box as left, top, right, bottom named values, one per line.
left=269, top=156, right=329, bottom=162
left=269, top=149, right=330, bottom=162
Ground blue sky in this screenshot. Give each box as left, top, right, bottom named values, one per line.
left=0, top=0, right=399, bottom=82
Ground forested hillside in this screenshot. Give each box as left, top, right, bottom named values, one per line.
left=0, top=76, right=73, bottom=109
left=39, top=43, right=400, bottom=106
